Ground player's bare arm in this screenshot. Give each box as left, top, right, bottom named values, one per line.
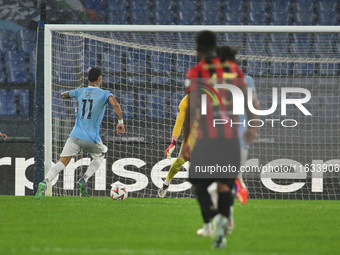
left=241, top=86, right=259, bottom=145
left=108, top=96, right=125, bottom=135
left=61, top=91, right=71, bottom=99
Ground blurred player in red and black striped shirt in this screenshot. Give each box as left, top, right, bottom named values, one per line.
left=183, top=31, right=258, bottom=248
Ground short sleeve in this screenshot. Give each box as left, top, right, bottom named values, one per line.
left=105, top=91, right=114, bottom=103
left=69, top=89, right=79, bottom=99
left=245, top=75, right=256, bottom=92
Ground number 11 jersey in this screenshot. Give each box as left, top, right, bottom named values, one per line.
left=69, top=86, right=113, bottom=143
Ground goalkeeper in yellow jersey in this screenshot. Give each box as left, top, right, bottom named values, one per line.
left=158, top=94, right=190, bottom=197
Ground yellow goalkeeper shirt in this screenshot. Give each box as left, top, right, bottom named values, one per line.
left=172, top=95, right=188, bottom=138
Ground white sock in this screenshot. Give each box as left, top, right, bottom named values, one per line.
left=83, top=156, right=103, bottom=182
left=45, top=161, right=65, bottom=186
left=203, top=223, right=211, bottom=232
left=164, top=179, right=170, bottom=186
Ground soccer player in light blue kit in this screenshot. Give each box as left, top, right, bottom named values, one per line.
left=36, top=67, right=125, bottom=199
left=239, top=74, right=258, bottom=168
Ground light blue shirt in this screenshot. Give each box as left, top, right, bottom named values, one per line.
left=238, top=75, right=256, bottom=149
left=69, top=86, right=113, bottom=143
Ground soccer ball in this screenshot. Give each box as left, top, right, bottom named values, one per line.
left=110, top=184, right=128, bottom=200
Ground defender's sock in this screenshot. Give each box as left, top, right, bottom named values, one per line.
left=84, top=156, right=104, bottom=182
left=45, top=161, right=65, bottom=186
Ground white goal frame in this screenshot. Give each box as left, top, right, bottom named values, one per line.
left=43, top=24, right=340, bottom=196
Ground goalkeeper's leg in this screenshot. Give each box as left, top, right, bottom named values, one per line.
left=158, top=142, right=190, bottom=198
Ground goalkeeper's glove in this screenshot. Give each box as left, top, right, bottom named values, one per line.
left=165, top=139, right=177, bottom=159
left=235, top=179, right=248, bottom=204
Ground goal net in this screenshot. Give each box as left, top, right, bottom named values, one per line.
left=44, top=25, right=340, bottom=199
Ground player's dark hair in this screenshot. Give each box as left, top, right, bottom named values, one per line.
left=196, top=30, right=217, bottom=53
left=216, top=45, right=238, bottom=62
left=87, top=67, right=102, bottom=82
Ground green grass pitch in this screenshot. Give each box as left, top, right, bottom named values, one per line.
left=0, top=196, right=338, bottom=255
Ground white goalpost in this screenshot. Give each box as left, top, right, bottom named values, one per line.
left=44, top=25, right=340, bottom=199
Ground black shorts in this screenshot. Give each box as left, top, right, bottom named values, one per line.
left=188, top=137, right=240, bottom=189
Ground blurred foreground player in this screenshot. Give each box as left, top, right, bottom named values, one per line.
left=35, top=67, right=125, bottom=199
left=197, top=45, right=260, bottom=236
left=184, top=31, right=258, bottom=248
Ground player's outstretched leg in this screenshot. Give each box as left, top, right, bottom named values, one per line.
left=212, top=214, right=229, bottom=249
left=77, top=177, right=88, bottom=196
left=158, top=157, right=185, bottom=198
left=77, top=155, right=104, bottom=196
left=35, top=181, right=47, bottom=200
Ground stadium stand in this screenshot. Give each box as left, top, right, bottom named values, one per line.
left=224, top=0, right=244, bottom=12
left=248, top=11, right=269, bottom=25
left=317, top=0, right=337, bottom=13
left=294, top=0, right=315, bottom=13
left=29, top=51, right=36, bottom=83
left=248, top=1, right=268, bottom=12
left=318, top=12, right=338, bottom=25
left=200, top=0, right=221, bottom=25
left=223, top=12, right=244, bottom=25
left=5, top=53, right=29, bottom=83
left=17, top=30, right=36, bottom=53
left=154, top=0, right=175, bottom=25
left=83, top=0, right=105, bottom=23
left=130, top=0, right=151, bottom=25
left=294, top=12, right=316, bottom=25
left=271, top=0, right=292, bottom=12
left=1, top=0, right=340, bottom=118
left=107, top=0, right=128, bottom=24
left=0, top=66, right=5, bottom=82
left=270, top=11, right=292, bottom=25
left=177, top=0, right=198, bottom=25
left=0, top=30, right=17, bottom=52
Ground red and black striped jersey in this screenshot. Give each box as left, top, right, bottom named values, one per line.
left=185, top=57, right=246, bottom=140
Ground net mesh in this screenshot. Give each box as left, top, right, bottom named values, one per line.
left=49, top=30, right=340, bottom=199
